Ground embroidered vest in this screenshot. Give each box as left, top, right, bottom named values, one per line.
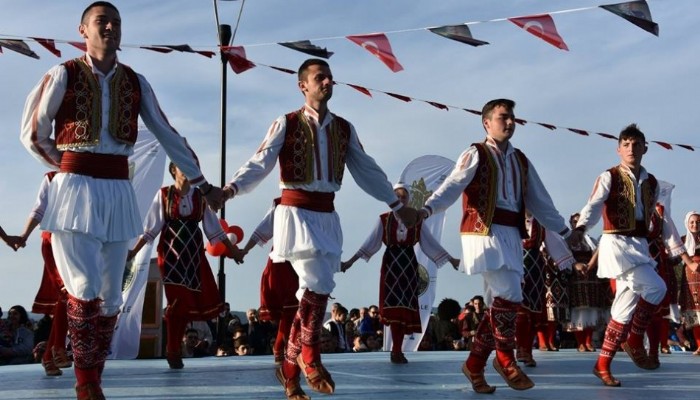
left=460, top=142, right=529, bottom=238
left=55, top=56, right=141, bottom=149
left=602, top=166, right=657, bottom=236
left=162, top=186, right=205, bottom=222
left=278, top=109, right=351, bottom=185
left=380, top=212, right=421, bottom=246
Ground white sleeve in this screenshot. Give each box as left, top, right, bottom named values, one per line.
left=202, top=205, right=227, bottom=244
left=251, top=203, right=276, bottom=246
left=417, top=227, right=450, bottom=268
left=355, top=218, right=385, bottom=261
left=424, top=147, right=478, bottom=216
left=28, top=174, right=52, bottom=222
left=577, top=171, right=611, bottom=231
left=524, top=159, right=568, bottom=235
left=229, top=116, right=286, bottom=195
left=544, top=230, right=575, bottom=270
left=137, top=75, right=207, bottom=186
left=344, top=123, right=400, bottom=209
left=142, top=190, right=166, bottom=243
left=20, top=65, right=67, bottom=169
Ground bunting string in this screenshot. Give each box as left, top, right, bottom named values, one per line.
left=0, top=0, right=688, bottom=150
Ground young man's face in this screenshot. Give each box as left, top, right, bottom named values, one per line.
left=483, top=105, right=515, bottom=144
left=616, top=137, right=646, bottom=168
left=298, top=64, right=333, bottom=104
left=79, top=5, right=121, bottom=54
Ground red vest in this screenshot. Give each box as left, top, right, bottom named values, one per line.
left=55, top=56, right=141, bottom=149
left=278, top=109, right=350, bottom=185
left=602, top=166, right=657, bottom=237
left=380, top=212, right=421, bottom=246
left=460, top=142, right=529, bottom=238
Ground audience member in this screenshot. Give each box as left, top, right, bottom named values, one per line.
left=0, top=305, right=35, bottom=365
left=181, top=328, right=210, bottom=358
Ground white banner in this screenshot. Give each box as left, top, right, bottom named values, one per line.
left=385, top=155, right=455, bottom=352
left=109, top=129, right=166, bottom=359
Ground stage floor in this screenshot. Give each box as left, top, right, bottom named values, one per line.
left=3, top=349, right=699, bottom=399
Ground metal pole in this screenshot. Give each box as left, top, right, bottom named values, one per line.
left=217, top=23, right=232, bottom=303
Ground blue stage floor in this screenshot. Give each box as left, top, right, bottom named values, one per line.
left=2, top=349, right=699, bottom=399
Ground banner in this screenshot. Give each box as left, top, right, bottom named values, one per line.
left=384, top=155, right=455, bottom=352
left=108, top=129, right=166, bottom=359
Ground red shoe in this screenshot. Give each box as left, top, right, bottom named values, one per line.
left=296, top=355, right=335, bottom=394
left=621, top=342, right=655, bottom=370
left=75, top=382, right=106, bottom=400
left=166, top=351, right=184, bottom=369
left=42, top=359, right=63, bottom=376
left=390, top=352, right=408, bottom=364
left=593, top=367, right=621, bottom=387
left=53, top=346, right=73, bottom=369
left=276, top=367, right=310, bottom=400
left=461, top=363, right=496, bottom=394
left=492, top=358, right=534, bottom=390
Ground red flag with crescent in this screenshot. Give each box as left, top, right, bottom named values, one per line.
left=508, top=14, right=569, bottom=51
left=346, top=33, right=404, bottom=72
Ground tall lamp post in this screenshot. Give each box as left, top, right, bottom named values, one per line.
left=217, top=23, right=232, bottom=302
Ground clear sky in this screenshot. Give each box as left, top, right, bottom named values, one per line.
left=1, top=0, right=699, bottom=314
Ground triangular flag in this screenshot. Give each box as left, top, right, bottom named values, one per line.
left=279, top=40, right=333, bottom=59
left=427, top=101, right=448, bottom=111
left=515, top=118, right=527, bottom=126
left=652, top=141, right=672, bottom=150
left=141, top=46, right=174, bottom=53
left=508, top=14, right=569, bottom=51
left=221, top=46, right=255, bottom=74
left=270, top=66, right=295, bottom=74
left=428, top=25, right=489, bottom=47
left=568, top=128, right=589, bottom=136
left=676, top=144, right=695, bottom=151
left=31, top=37, right=61, bottom=57
left=596, top=132, right=618, bottom=140
left=600, top=1, right=659, bottom=36
left=385, top=92, right=411, bottom=102
left=463, top=109, right=482, bottom=116
left=0, top=39, right=39, bottom=59
left=68, top=41, right=88, bottom=52
left=347, top=84, right=372, bottom=97
left=537, top=122, right=557, bottom=130
left=346, top=33, right=403, bottom=72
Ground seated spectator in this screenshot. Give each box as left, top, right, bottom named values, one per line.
left=320, top=328, right=338, bottom=354
left=351, top=334, right=369, bottom=353
left=187, top=320, right=214, bottom=355
left=233, top=337, right=252, bottom=356
left=325, top=305, right=349, bottom=353
left=181, top=328, right=210, bottom=358
left=0, top=305, right=35, bottom=365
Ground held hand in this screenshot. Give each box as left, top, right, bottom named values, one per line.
left=567, top=229, right=584, bottom=248
left=204, top=186, right=224, bottom=211
left=396, top=206, right=419, bottom=228
left=6, top=236, right=26, bottom=251
left=449, top=257, right=460, bottom=271
left=126, top=249, right=137, bottom=262
left=222, top=186, right=235, bottom=203
left=689, top=261, right=699, bottom=273
left=228, top=247, right=245, bottom=264
left=341, top=261, right=353, bottom=273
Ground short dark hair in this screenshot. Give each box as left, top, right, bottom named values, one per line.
left=481, top=98, right=515, bottom=121
left=298, top=58, right=329, bottom=81
left=81, top=1, right=119, bottom=24
left=618, top=123, right=646, bottom=144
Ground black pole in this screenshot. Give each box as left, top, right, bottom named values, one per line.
left=217, top=24, right=232, bottom=303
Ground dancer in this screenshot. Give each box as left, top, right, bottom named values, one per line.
left=566, top=213, right=608, bottom=353
left=571, top=124, right=694, bottom=387
left=517, top=213, right=575, bottom=368
left=222, top=58, right=418, bottom=400
left=19, top=3, right=223, bottom=398
left=418, top=98, right=572, bottom=393
left=16, top=172, right=72, bottom=376
left=341, top=184, right=460, bottom=364
left=679, top=211, right=700, bottom=355
left=128, top=162, right=241, bottom=369
left=239, top=198, right=300, bottom=366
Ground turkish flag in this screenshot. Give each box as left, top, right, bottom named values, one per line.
left=508, top=14, right=569, bottom=51
left=221, top=45, right=256, bottom=74
left=346, top=33, right=403, bottom=72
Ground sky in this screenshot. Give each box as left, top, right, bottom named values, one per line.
left=1, top=0, right=699, bottom=315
